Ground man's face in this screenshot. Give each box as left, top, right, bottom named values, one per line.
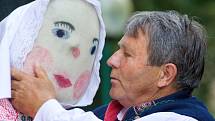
left=107, top=32, right=161, bottom=107
left=23, top=0, right=99, bottom=105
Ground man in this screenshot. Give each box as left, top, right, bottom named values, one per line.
left=11, top=11, right=214, bottom=121
left=0, top=0, right=105, bottom=120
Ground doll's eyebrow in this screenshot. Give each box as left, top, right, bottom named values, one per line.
left=54, top=21, right=75, bottom=31
left=93, top=38, right=99, bottom=43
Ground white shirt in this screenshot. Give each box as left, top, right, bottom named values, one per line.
left=34, top=99, right=198, bottom=121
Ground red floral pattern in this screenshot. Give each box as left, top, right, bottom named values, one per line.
left=0, top=99, right=18, bottom=121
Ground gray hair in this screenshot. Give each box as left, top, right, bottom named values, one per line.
left=125, top=11, right=207, bottom=90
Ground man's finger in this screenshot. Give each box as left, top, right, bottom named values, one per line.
left=34, top=64, right=48, bottom=80
left=11, top=90, right=17, bottom=99
left=11, top=80, right=21, bottom=91
left=11, top=68, right=26, bottom=81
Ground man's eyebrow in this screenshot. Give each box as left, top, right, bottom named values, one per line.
left=118, top=41, right=134, bottom=53
left=118, top=41, right=126, bottom=49
left=54, top=21, right=75, bottom=31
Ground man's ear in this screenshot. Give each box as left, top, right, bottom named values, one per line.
left=157, top=63, right=177, bottom=88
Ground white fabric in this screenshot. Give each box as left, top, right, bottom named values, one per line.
left=34, top=99, right=198, bottom=121
left=34, top=99, right=102, bottom=121
left=0, top=0, right=106, bottom=107
left=0, top=19, right=10, bottom=98
left=135, top=112, right=198, bottom=121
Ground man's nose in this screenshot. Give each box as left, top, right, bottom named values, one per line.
left=107, top=50, right=121, bottom=68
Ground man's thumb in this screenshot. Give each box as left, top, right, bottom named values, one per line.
left=34, top=63, right=48, bottom=80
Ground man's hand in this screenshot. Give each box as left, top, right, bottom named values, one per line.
left=11, top=65, right=56, bottom=117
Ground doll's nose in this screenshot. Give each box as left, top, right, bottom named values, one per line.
left=71, top=47, right=80, bottom=58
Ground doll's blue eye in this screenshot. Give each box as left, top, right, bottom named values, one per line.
left=90, top=38, right=99, bottom=55
left=52, top=28, right=70, bottom=39
left=52, top=21, right=75, bottom=40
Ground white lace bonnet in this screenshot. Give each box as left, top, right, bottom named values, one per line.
left=0, top=0, right=106, bottom=106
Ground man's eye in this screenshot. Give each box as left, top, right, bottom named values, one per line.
left=124, top=52, right=131, bottom=57
left=52, top=28, right=70, bottom=39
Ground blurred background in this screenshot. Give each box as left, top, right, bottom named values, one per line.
left=0, top=0, right=214, bottom=116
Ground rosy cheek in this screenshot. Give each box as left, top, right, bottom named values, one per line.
left=71, top=47, right=80, bottom=58
left=73, top=71, right=91, bottom=99
left=23, top=46, right=53, bottom=74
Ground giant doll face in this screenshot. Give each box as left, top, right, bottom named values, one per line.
left=23, top=0, right=100, bottom=105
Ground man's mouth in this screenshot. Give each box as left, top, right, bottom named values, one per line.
left=54, top=74, right=72, bottom=88
left=111, top=77, right=117, bottom=80
left=110, top=75, right=119, bottom=81
left=110, top=73, right=117, bottom=79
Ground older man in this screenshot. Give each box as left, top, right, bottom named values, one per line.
left=11, top=11, right=214, bottom=121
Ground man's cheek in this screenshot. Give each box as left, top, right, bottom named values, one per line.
left=23, top=46, right=53, bottom=75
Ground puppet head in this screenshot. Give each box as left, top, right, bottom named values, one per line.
left=0, top=0, right=105, bottom=107
left=24, top=0, right=100, bottom=105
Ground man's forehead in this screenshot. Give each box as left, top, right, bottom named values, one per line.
left=118, top=36, right=134, bottom=50
left=118, top=34, right=149, bottom=54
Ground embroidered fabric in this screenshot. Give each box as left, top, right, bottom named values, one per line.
left=0, top=99, right=18, bottom=121
left=133, top=100, right=175, bottom=120
left=133, top=101, right=156, bottom=119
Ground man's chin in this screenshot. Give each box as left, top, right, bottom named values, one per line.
left=109, top=88, right=117, bottom=99
left=109, top=88, right=122, bottom=100
left=109, top=89, right=132, bottom=107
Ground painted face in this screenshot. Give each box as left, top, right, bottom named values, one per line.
left=23, top=0, right=100, bottom=105
left=107, top=32, right=161, bottom=107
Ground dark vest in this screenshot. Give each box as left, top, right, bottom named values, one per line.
left=93, top=90, right=215, bottom=121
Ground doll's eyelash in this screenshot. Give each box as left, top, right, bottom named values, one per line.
left=93, top=38, right=99, bottom=43
left=54, top=21, right=75, bottom=32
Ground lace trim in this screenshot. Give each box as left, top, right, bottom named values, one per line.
left=10, top=0, right=48, bottom=70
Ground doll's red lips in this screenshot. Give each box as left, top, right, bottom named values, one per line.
left=54, top=74, right=72, bottom=88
